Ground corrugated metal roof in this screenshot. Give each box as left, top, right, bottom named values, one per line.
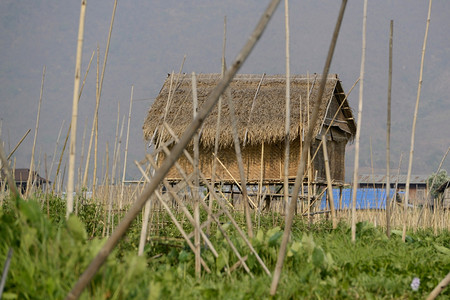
left=357, top=174, right=428, bottom=185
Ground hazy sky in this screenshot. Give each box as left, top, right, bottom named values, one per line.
left=1, top=0, right=449, bottom=184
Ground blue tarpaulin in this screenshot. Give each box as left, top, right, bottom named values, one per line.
left=320, top=188, right=395, bottom=210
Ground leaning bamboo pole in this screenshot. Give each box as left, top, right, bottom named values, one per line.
left=25, top=66, right=45, bottom=199
left=270, top=0, right=347, bottom=294
left=283, top=0, right=291, bottom=214
left=66, top=1, right=280, bottom=297
left=7, top=129, right=31, bottom=161
left=351, top=0, right=367, bottom=243
left=386, top=20, right=393, bottom=238
left=402, top=0, right=432, bottom=242
left=66, top=0, right=87, bottom=218
left=322, top=135, right=336, bottom=228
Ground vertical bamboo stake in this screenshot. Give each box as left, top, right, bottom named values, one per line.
left=192, top=72, right=201, bottom=278
left=402, top=0, right=432, bottom=242
left=209, top=16, right=227, bottom=235
left=351, top=0, right=367, bottom=242
left=26, top=66, right=45, bottom=199
left=78, top=117, right=88, bottom=194
left=322, top=135, right=336, bottom=228
left=66, top=0, right=281, bottom=296
left=226, top=86, right=253, bottom=238
left=82, top=46, right=101, bottom=190
left=120, top=85, right=134, bottom=209
left=386, top=20, right=393, bottom=238
left=93, top=46, right=100, bottom=199
left=283, top=0, right=291, bottom=214
left=66, top=0, right=87, bottom=218
left=270, top=0, right=347, bottom=294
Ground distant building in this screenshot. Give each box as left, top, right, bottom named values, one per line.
left=358, top=174, right=429, bottom=205
left=1, top=168, right=51, bottom=193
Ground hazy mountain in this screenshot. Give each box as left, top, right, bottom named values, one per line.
left=1, top=0, right=449, bottom=184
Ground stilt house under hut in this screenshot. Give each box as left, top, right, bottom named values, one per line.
left=143, top=73, right=356, bottom=191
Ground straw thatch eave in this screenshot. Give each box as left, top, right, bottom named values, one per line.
left=143, top=73, right=356, bottom=148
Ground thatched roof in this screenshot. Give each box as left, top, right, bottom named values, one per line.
left=143, top=73, right=356, bottom=148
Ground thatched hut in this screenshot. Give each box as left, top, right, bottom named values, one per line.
left=143, top=73, right=356, bottom=188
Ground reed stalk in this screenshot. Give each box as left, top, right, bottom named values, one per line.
left=351, top=0, right=367, bottom=243
left=402, top=0, right=432, bottom=242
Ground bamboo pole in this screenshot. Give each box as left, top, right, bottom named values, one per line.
left=270, top=0, right=347, bottom=294
left=386, top=20, right=393, bottom=238
left=402, top=0, right=432, bottom=242
left=66, top=0, right=87, bottom=218
left=351, top=0, right=367, bottom=243
left=82, top=47, right=101, bottom=190
left=427, top=271, right=450, bottom=300
left=120, top=85, right=134, bottom=209
left=192, top=72, right=202, bottom=278
left=66, top=1, right=280, bottom=297
left=283, top=0, right=291, bottom=214
left=322, top=135, right=336, bottom=228
left=25, top=66, right=45, bottom=199
left=209, top=16, right=227, bottom=235
left=93, top=46, right=100, bottom=199
left=225, top=80, right=253, bottom=237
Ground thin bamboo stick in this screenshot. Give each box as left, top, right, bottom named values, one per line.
left=120, top=85, right=134, bottom=209
left=66, top=0, right=87, bottom=218
left=209, top=16, right=227, bottom=235
left=283, top=0, right=291, bottom=215
left=386, top=20, right=393, bottom=238
left=403, top=0, right=433, bottom=242
left=26, top=66, right=45, bottom=199
left=351, top=0, right=368, bottom=243
left=66, top=1, right=280, bottom=296
left=270, top=0, right=347, bottom=294
left=82, top=47, right=101, bottom=190
left=93, top=46, right=100, bottom=199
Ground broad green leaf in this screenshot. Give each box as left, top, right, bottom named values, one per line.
left=434, top=244, right=450, bottom=255
left=66, top=215, right=87, bottom=242
left=312, top=247, right=325, bottom=267
left=268, top=231, right=283, bottom=247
